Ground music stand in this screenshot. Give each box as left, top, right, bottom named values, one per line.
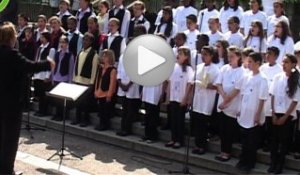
left=46, top=82, right=88, bottom=161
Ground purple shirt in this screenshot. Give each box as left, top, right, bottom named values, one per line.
left=52, top=50, right=74, bottom=83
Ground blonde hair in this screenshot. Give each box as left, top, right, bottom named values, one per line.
left=101, top=49, right=115, bottom=66
left=48, top=16, right=62, bottom=25
left=133, top=1, right=145, bottom=11
left=109, top=18, right=120, bottom=27
left=0, top=22, right=17, bottom=47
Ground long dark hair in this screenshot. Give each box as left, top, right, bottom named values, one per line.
left=217, top=40, right=229, bottom=64
left=157, top=6, right=173, bottom=38
left=202, top=46, right=219, bottom=64
left=274, top=1, right=285, bottom=16
left=200, top=0, right=216, bottom=10
left=285, top=54, right=300, bottom=98
left=244, top=20, right=264, bottom=52
left=223, top=0, right=240, bottom=11
left=251, top=0, right=264, bottom=11
left=274, top=20, right=291, bottom=45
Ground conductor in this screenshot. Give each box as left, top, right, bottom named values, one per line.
left=0, top=22, right=55, bottom=175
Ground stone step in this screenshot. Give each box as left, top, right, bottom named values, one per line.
left=108, top=115, right=300, bottom=172
left=30, top=101, right=300, bottom=171
left=22, top=113, right=299, bottom=174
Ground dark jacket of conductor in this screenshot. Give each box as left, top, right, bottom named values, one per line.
left=0, top=45, right=53, bottom=175
left=0, top=45, right=52, bottom=111
left=0, top=22, right=55, bottom=175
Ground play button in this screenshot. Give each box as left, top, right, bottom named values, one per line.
left=123, top=34, right=175, bottom=86
left=138, top=46, right=166, bottom=75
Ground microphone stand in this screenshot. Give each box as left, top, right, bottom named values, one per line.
left=199, top=12, right=204, bottom=32
left=169, top=52, right=199, bottom=175
left=22, top=75, right=46, bottom=139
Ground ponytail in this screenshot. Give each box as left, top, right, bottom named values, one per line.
left=286, top=54, right=300, bottom=98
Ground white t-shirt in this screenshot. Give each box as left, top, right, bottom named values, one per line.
left=260, top=63, right=283, bottom=116
left=154, top=22, right=178, bottom=44
left=244, top=36, right=267, bottom=53
left=169, top=63, right=194, bottom=103
left=142, top=84, right=163, bottom=105
left=236, top=72, right=269, bottom=128
left=267, top=15, right=289, bottom=37
left=184, top=29, right=200, bottom=50
left=224, top=31, right=244, bottom=48
left=241, top=10, right=267, bottom=36
left=242, top=65, right=251, bottom=75
left=117, top=55, right=140, bottom=99
left=192, top=63, right=219, bottom=115
left=174, top=6, right=198, bottom=32
left=197, top=8, right=220, bottom=33
left=206, top=30, right=224, bottom=47
left=215, top=59, right=225, bottom=69
left=267, top=35, right=294, bottom=64
left=269, top=72, right=300, bottom=118
left=219, top=6, right=244, bottom=33
left=294, top=41, right=300, bottom=51
left=214, top=65, right=245, bottom=118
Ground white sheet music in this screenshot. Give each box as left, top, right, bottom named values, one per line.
left=48, top=82, right=88, bottom=101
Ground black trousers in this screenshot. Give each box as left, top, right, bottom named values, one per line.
left=262, top=117, right=272, bottom=148
left=164, top=104, right=172, bottom=128
left=295, top=114, right=300, bottom=153
left=270, top=114, right=292, bottom=171
left=74, top=86, right=95, bottom=124
left=120, top=98, right=141, bottom=133
left=295, top=130, right=300, bottom=153
left=219, top=112, right=239, bottom=154
left=144, top=102, right=160, bottom=140
left=189, top=109, right=196, bottom=137
left=0, top=110, right=22, bottom=175
left=97, top=97, right=115, bottom=129
left=190, top=112, right=209, bottom=149
left=288, top=119, right=297, bottom=152
left=33, top=79, right=52, bottom=114
left=239, top=125, right=262, bottom=169
left=170, top=102, right=186, bottom=145
left=209, top=94, right=220, bottom=136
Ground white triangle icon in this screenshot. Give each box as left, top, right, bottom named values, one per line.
left=138, top=46, right=166, bottom=75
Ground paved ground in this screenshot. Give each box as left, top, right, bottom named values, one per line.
left=16, top=125, right=222, bottom=175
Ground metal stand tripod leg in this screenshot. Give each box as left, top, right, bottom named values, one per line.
left=47, top=98, right=82, bottom=161
left=168, top=123, right=193, bottom=175
left=22, top=100, right=46, bottom=139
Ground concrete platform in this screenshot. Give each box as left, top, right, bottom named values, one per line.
left=22, top=111, right=300, bottom=175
